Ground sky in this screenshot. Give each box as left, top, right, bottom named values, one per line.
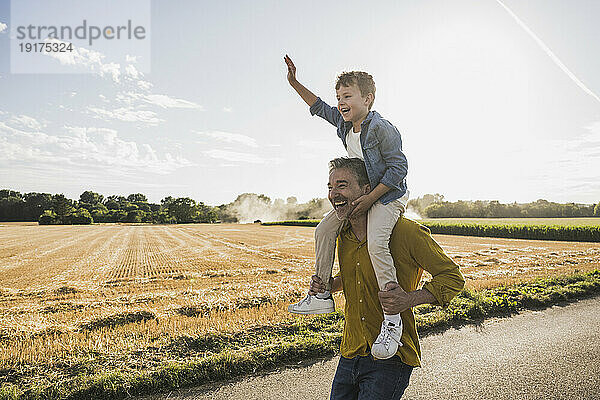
left=1, top=0, right=600, bottom=206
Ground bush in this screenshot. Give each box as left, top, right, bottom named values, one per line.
left=69, top=209, right=94, bottom=225
left=38, top=210, right=58, bottom=225
left=422, top=222, right=600, bottom=242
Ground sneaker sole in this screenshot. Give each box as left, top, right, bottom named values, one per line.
left=287, top=307, right=335, bottom=315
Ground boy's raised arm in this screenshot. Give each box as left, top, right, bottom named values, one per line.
left=285, top=55, right=318, bottom=107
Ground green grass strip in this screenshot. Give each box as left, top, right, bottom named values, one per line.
left=3, top=270, right=600, bottom=400
left=262, top=220, right=600, bottom=242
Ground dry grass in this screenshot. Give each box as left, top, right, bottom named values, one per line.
left=0, top=223, right=599, bottom=386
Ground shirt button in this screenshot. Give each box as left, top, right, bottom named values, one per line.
left=361, top=317, right=365, bottom=321
left=357, top=262, right=360, bottom=266
left=357, top=281, right=361, bottom=284
left=359, top=299, right=363, bottom=303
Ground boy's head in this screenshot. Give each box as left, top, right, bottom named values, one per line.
left=335, top=71, right=376, bottom=124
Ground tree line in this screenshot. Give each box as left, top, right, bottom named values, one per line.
left=0, top=189, right=331, bottom=224
left=408, top=194, right=600, bottom=218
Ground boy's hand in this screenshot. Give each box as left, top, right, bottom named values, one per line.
left=284, top=54, right=297, bottom=84
left=349, top=195, right=375, bottom=218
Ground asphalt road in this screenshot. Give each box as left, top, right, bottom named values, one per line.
left=142, top=296, right=600, bottom=400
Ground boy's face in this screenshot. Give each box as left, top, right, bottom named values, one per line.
left=336, top=83, right=372, bottom=125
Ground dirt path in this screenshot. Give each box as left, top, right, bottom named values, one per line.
left=141, top=296, right=600, bottom=400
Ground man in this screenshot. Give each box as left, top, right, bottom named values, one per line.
left=310, top=157, right=465, bottom=399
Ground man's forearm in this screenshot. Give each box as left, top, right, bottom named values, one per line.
left=289, top=79, right=318, bottom=107
left=330, top=276, right=343, bottom=293
left=406, top=288, right=437, bottom=308
left=379, top=287, right=437, bottom=315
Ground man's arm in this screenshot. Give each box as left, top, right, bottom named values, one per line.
left=285, top=55, right=317, bottom=107
left=379, top=286, right=436, bottom=315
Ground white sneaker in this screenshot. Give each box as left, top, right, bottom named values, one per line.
left=371, top=320, right=403, bottom=359
left=287, top=294, right=335, bottom=314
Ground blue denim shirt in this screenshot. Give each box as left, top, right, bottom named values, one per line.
left=309, top=97, right=408, bottom=205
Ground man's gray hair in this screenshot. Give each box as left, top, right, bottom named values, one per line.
left=328, top=157, right=370, bottom=187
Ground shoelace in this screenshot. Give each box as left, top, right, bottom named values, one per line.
left=379, top=324, right=401, bottom=349
left=299, top=295, right=311, bottom=306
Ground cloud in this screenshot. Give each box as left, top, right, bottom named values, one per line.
left=505, top=122, right=600, bottom=200
left=125, top=64, right=141, bottom=79
left=137, top=80, right=153, bottom=90
left=0, top=22, right=7, bottom=33
left=7, top=114, right=43, bottom=131
left=204, top=149, right=275, bottom=164
left=116, top=92, right=203, bottom=109
left=87, top=106, right=163, bottom=125
left=223, top=107, right=233, bottom=112
left=195, top=130, right=258, bottom=148
left=0, top=120, right=193, bottom=174
left=142, top=94, right=203, bottom=109
left=43, top=38, right=121, bottom=82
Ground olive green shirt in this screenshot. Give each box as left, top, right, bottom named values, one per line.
left=337, top=217, right=465, bottom=367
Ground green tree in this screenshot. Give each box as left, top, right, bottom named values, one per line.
left=594, top=202, right=600, bottom=217
left=79, top=191, right=104, bottom=205
left=167, top=197, right=198, bottom=223
left=127, top=193, right=148, bottom=203
left=52, top=194, right=74, bottom=223
left=23, top=192, right=53, bottom=221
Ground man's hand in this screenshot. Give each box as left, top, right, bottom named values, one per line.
left=379, top=285, right=412, bottom=314
left=379, top=287, right=438, bottom=314
left=349, top=195, right=375, bottom=219
left=308, top=275, right=326, bottom=296
left=284, top=54, right=297, bottom=84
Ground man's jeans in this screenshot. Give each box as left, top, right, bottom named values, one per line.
left=331, top=355, right=413, bottom=400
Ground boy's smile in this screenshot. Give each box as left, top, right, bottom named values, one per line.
left=336, top=84, right=371, bottom=129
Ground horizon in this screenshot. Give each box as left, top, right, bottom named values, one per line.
left=2, top=186, right=598, bottom=208
left=1, top=0, right=600, bottom=205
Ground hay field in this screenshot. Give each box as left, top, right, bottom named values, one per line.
left=1, top=222, right=599, bottom=375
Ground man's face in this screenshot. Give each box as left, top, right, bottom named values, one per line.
left=328, top=168, right=368, bottom=220
left=336, top=83, right=371, bottom=124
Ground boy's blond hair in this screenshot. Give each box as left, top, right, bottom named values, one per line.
left=335, top=71, right=376, bottom=110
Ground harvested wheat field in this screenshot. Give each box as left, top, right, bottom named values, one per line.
left=0, top=221, right=599, bottom=387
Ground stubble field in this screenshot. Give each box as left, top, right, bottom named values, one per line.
left=1, top=221, right=599, bottom=395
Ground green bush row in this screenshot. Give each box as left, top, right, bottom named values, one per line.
left=262, top=220, right=320, bottom=227
left=262, top=220, right=600, bottom=242
left=422, top=222, right=600, bottom=242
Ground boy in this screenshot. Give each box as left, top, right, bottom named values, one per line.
left=284, top=55, right=409, bottom=359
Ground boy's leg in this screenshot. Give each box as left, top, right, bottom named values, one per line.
left=314, top=209, right=344, bottom=291
left=367, top=199, right=405, bottom=360
left=288, top=210, right=342, bottom=314
left=366, top=199, right=404, bottom=290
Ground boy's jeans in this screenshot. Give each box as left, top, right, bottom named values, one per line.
left=315, top=198, right=405, bottom=291
left=330, top=355, right=413, bottom=400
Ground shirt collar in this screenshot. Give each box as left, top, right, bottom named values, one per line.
left=339, top=220, right=367, bottom=246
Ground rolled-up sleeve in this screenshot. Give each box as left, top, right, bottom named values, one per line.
left=411, top=225, right=465, bottom=307
left=309, top=97, right=342, bottom=128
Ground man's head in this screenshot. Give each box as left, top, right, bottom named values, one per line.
left=328, top=157, right=370, bottom=220
left=335, top=71, right=376, bottom=124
